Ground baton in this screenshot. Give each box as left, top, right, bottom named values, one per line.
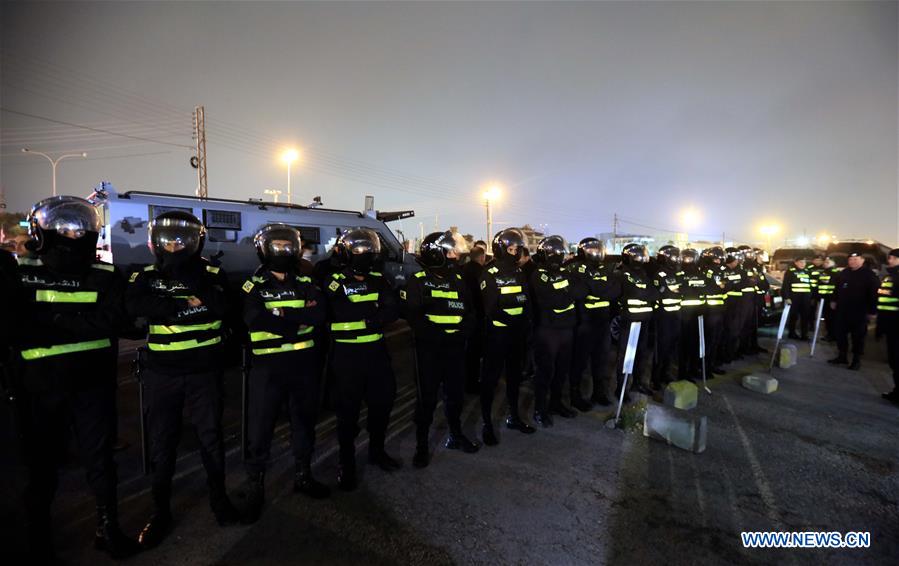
left=769, top=303, right=792, bottom=372
left=241, top=345, right=250, bottom=461
left=133, top=347, right=150, bottom=476
left=608, top=321, right=641, bottom=429
left=698, top=315, right=711, bottom=395
left=809, top=298, right=825, bottom=357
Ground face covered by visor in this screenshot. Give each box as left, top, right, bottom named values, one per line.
left=255, top=224, right=302, bottom=273
left=30, top=196, right=102, bottom=273
left=340, top=228, right=382, bottom=274
left=149, top=216, right=205, bottom=270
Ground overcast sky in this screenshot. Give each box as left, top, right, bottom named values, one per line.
left=1, top=0, right=897, bottom=246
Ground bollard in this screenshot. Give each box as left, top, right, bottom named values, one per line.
left=663, top=380, right=698, bottom=410
left=643, top=402, right=707, bottom=453
left=742, top=374, right=779, bottom=394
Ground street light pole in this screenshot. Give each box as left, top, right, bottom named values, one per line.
left=21, top=148, right=87, bottom=197
left=286, top=160, right=292, bottom=205
left=486, top=197, right=493, bottom=245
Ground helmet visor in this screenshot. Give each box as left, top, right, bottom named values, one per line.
left=32, top=197, right=101, bottom=239
left=150, top=218, right=204, bottom=255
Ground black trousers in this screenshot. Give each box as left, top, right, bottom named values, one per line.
left=885, top=327, right=899, bottom=389
left=724, top=298, right=746, bottom=361
left=413, top=339, right=465, bottom=438
left=835, top=311, right=868, bottom=359
left=738, top=296, right=757, bottom=354
left=480, top=327, right=527, bottom=423
left=21, top=382, right=118, bottom=526
left=787, top=295, right=811, bottom=338
left=533, top=326, right=574, bottom=412
left=651, top=312, right=680, bottom=386
left=678, top=309, right=703, bottom=379
left=331, top=341, right=396, bottom=464
left=570, top=316, right=611, bottom=400
left=821, top=296, right=835, bottom=338
left=245, top=356, right=319, bottom=475
left=143, top=368, right=226, bottom=494
left=616, top=319, right=651, bottom=392
left=704, top=308, right=726, bottom=369
left=464, top=323, right=483, bottom=393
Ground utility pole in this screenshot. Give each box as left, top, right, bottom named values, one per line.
left=612, top=213, right=619, bottom=238
left=193, top=105, right=208, bottom=199
left=486, top=198, right=493, bottom=244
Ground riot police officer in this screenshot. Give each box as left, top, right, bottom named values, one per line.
left=241, top=224, right=329, bottom=524
left=700, top=247, right=729, bottom=375
left=402, top=231, right=480, bottom=468
left=14, top=196, right=141, bottom=560
left=783, top=257, right=812, bottom=340
left=650, top=245, right=682, bottom=387
left=877, top=249, right=899, bottom=403
left=829, top=252, right=880, bottom=370
left=479, top=228, right=535, bottom=445
left=614, top=244, right=658, bottom=397
left=677, top=248, right=711, bottom=381
left=722, top=247, right=749, bottom=362
left=324, top=228, right=401, bottom=490
left=818, top=257, right=840, bottom=340
left=126, top=211, right=241, bottom=547
left=568, top=238, right=620, bottom=408
left=529, top=235, right=580, bottom=426
left=738, top=245, right=769, bottom=355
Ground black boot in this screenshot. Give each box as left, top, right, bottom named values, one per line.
left=848, top=357, right=861, bottom=371
left=138, top=485, right=173, bottom=549
left=828, top=355, right=848, bottom=365
left=550, top=402, right=577, bottom=419
left=590, top=393, right=611, bottom=406
left=570, top=394, right=593, bottom=412
left=368, top=448, right=402, bottom=471
left=445, top=431, right=480, bottom=453
left=94, top=504, right=142, bottom=560
left=505, top=414, right=536, bottom=434
left=209, top=479, right=241, bottom=526
left=294, top=463, right=330, bottom=499
left=482, top=423, right=499, bottom=446
left=533, top=411, right=553, bottom=428
left=413, top=442, right=430, bottom=468
left=242, top=472, right=264, bottom=525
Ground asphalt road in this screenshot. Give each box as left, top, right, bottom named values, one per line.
left=3, top=324, right=898, bottom=565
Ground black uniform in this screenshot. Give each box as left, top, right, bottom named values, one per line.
left=650, top=265, right=682, bottom=387
left=529, top=265, right=580, bottom=417
left=241, top=269, right=326, bottom=476
left=567, top=259, right=619, bottom=403
left=14, top=256, right=126, bottom=553
left=324, top=267, right=399, bottom=468
left=722, top=264, right=749, bottom=361
left=832, top=265, right=880, bottom=363
left=461, top=259, right=485, bottom=394
left=614, top=266, right=658, bottom=393
left=126, top=259, right=235, bottom=518
left=876, top=265, right=899, bottom=397
left=479, top=257, right=532, bottom=426
left=678, top=265, right=712, bottom=380
left=783, top=266, right=812, bottom=339
left=402, top=268, right=473, bottom=442
left=817, top=266, right=840, bottom=340
left=742, top=261, right=769, bottom=353
left=701, top=263, right=729, bottom=372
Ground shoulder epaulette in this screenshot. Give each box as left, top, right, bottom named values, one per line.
left=143, top=265, right=156, bottom=272
left=413, top=271, right=426, bottom=278
left=456, top=273, right=462, bottom=280
left=206, top=265, right=220, bottom=274
left=251, top=275, right=267, bottom=283
left=369, top=271, right=383, bottom=277
left=296, top=275, right=312, bottom=283
left=487, top=266, right=499, bottom=274
left=91, top=263, right=115, bottom=272
left=16, top=257, right=42, bottom=266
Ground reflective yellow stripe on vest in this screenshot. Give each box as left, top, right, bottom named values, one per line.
left=553, top=303, right=574, bottom=314
left=500, top=286, right=523, bottom=295
left=681, top=299, right=704, bottom=306
left=21, top=338, right=112, bottom=361
left=552, top=279, right=569, bottom=290
left=149, top=321, right=222, bottom=335
left=148, top=336, right=222, bottom=352
left=331, top=321, right=366, bottom=331
left=264, top=300, right=306, bottom=309
left=335, top=333, right=383, bottom=344
left=426, top=314, right=463, bottom=324
left=252, top=340, right=315, bottom=355
left=249, top=327, right=314, bottom=342
left=430, top=290, right=459, bottom=299
left=503, top=307, right=523, bottom=316
left=585, top=300, right=610, bottom=309
left=347, top=293, right=379, bottom=303
left=35, top=290, right=98, bottom=303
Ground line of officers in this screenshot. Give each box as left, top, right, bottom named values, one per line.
left=0, top=195, right=886, bottom=562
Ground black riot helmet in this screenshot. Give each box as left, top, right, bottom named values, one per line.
left=254, top=223, right=301, bottom=272
left=27, top=195, right=101, bottom=272
left=492, top=228, right=526, bottom=262
left=737, top=244, right=755, bottom=262
left=681, top=248, right=699, bottom=266
left=621, top=243, right=649, bottom=266
left=724, top=246, right=741, bottom=265
left=577, top=237, right=605, bottom=265
left=148, top=211, right=206, bottom=269
left=701, top=246, right=726, bottom=265
left=337, top=227, right=381, bottom=274
left=657, top=245, right=681, bottom=269
left=534, top=235, right=568, bottom=267
left=419, top=230, right=459, bottom=270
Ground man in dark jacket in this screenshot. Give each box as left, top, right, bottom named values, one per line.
left=828, top=252, right=880, bottom=370
left=614, top=244, right=659, bottom=397
left=783, top=258, right=813, bottom=340
left=461, top=246, right=487, bottom=394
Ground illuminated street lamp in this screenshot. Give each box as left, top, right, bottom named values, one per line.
left=281, top=149, right=300, bottom=204
left=264, top=189, right=282, bottom=203
left=21, top=148, right=87, bottom=197
left=678, top=206, right=702, bottom=241
left=759, top=223, right=780, bottom=253
left=484, top=184, right=502, bottom=244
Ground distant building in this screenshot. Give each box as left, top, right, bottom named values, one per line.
left=517, top=224, right=545, bottom=252
left=597, top=232, right=655, bottom=254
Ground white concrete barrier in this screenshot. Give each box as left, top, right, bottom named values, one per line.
left=742, top=374, right=779, bottom=394
left=643, top=402, right=707, bottom=453
left=663, top=380, right=698, bottom=410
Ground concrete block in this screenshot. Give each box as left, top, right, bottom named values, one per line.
left=642, top=402, right=707, bottom=453
left=742, top=374, right=778, bottom=394
left=663, top=380, right=698, bottom=410
left=777, top=343, right=797, bottom=368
